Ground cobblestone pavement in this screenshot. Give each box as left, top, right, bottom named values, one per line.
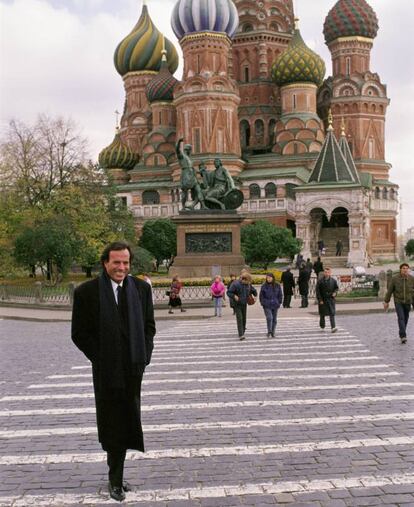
left=0, top=312, right=413, bottom=506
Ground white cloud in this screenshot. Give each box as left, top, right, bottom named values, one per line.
left=1, top=0, right=413, bottom=230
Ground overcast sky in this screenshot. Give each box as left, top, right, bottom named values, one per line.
left=1, top=0, right=413, bottom=231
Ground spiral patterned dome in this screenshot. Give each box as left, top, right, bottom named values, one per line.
left=146, top=51, right=179, bottom=103
left=114, top=4, right=179, bottom=76
left=98, top=130, right=139, bottom=170
left=324, top=0, right=379, bottom=44
left=272, top=23, right=326, bottom=87
left=171, top=0, right=239, bottom=40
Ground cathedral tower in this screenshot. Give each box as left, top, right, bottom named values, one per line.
left=114, top=2, right=179, bottom=157
left=171, top=0, right=242, bottom=173
left=320, top=0, right=390, bottom=180
left=232, top=0, right=295, bottom=153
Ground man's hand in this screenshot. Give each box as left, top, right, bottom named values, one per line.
left=383, top=302, right=389, bottom=311
left=234, top=295, right=239, bottom=302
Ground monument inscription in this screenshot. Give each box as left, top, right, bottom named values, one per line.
left=185, top=232, right=232, bottom=253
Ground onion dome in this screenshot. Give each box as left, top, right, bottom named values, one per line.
left=146, top=50, right=179, bottom=103
left=171, top=0, right=239, bottom=40
left=98, top=130, right=139, bottom=170
left=114, top=3, right=179, bottom=76
left=272, top=20, right=326, bottom=87
left=324, top=0, right=379, bottom=44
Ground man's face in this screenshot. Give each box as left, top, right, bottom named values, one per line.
left=104, top=249, right=130, bottom=283
left=214, top=159, right=220, bottom=169
left=401, top=265, right=409, bottom=277
left=324, top=268, right=331, bottom=278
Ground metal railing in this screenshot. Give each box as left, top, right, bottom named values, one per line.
left=0, top=275, right=376, bottom=307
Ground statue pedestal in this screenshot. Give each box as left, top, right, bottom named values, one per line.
left=169, top=210, right=246, bottom=278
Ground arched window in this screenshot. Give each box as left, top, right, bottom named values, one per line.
left=240, top=120, right=251, bottom=148
left=265, top=182, right=276, bottom=198
left=244, top=66, right=250, bottom=82
left=346, top=57, right=351, bottom=76
left=369, top=138, right=375, bottom=159
left=242, top=23, right=253, bottom=32
left=254, top=119, right=264, bottom=143
left=382, top=187, right=388, bottom=200
left=249, top=184, right=261, bottom=199
left=268, top=119, right=276, bottom=146
left=142, top=190, right=160, bottom=205
left=374, top=187, right=380, bottom=199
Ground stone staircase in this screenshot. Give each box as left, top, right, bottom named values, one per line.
left=317, top=227, right=349, bottom=267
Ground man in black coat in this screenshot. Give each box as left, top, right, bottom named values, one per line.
left=316, top=267, right=339, bottom=333
left=281, top=267, right=295, bottom=308
left=71, top=242, right=155, bottom=502
left=298, top=266, right=311, bottom=308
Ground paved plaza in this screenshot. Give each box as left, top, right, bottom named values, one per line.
left=0, top=312, right=414, bottom=506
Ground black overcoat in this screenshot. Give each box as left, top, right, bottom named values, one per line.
left=316, top=276, right=339, bottom=317
left=281, top=271, right=295, bottom=296
left=298, top=269, right=310, bottom=296
left=71, top=276, right=155, bottom=452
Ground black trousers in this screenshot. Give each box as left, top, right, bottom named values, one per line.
left=107, top=448, right=127, bottom=487
left=283, top=294, right=292, bottom=308
left=235, top=303, right=247, bottom=337
left=320, top=314, right=336, bottom=329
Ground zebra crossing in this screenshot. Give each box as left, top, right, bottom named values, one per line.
left=1, top=316, right=414, bottom=506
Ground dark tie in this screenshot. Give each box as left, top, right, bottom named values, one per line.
left=116, top=285, right=122, bottom=305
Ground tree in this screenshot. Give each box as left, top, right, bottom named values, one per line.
left=0, top=115, right=97, bottom=206
left=14, top=216, right=79, bottom=283
left=241, top=220, right=301, bottom=269
left=131, top=246, right=155, bottom=275
left=139, top=218, right=177, bottom=270
left=405, top=239, right=414, bottom=258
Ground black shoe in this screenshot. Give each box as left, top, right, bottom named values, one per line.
left=239, top=335, right=245, bottom=341
left=109, top=482, right=126, bottom=502
left=122, top=481, right=132, bottom=492
left=401, top=336, right=407, bottom=344
left=181, top=308, right=186, bottom=312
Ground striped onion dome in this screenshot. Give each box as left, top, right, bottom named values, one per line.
left=272, top=21, right=326, bottom=87
left=98, top=130, right=139, bottom=170
left=114, top=3, right=179, bottom=76
left=171, top=0, right=239, bottom=40
left=146, top=50, right=179, bottom=103
left=324, top=0, right=379, bottom=44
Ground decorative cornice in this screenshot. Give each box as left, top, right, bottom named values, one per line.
left=180, top=32, right=230, bottom=44
left=123, top=71, right=158, bottom=80
left=328, top=36, right=373, bottom=45
left=281, top=82, right=318, bottom=91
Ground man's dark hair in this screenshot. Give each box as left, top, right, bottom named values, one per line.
left=100, top=241, right=133, bottom=266
left=400, top=263, right=409, bottom=270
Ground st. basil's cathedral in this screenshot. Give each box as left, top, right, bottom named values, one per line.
left=98, top=0, right=398, bottom=267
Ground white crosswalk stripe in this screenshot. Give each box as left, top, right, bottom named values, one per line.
left=2, top=316, right=413, bottom=506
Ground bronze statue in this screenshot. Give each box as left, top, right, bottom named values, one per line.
left=175, top=138, right=206, bottom=210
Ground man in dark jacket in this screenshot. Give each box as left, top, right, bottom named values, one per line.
left=72, top=242, right=155, bottom=502
left=316, top=267, right=339, bottom=333
left=313, top=257, right=324, bottom=278
left=298, top=266, right=311, bottom=308
left=281, top=267, right=295, bottom=308
left=227, top=271, right=257, bottom=341
left=259, top=273, right=283, bottom=337
left=384, top=263, right=414, bottom=344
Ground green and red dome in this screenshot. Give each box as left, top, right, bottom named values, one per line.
left=324, top=0, right=379, bottom=44
left=146, top=51, right=178, bottom=103
left=98, top=130, right=139, bottom=170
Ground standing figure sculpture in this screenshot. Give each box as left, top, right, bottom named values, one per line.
left=175, top=138, right=206, bottom=210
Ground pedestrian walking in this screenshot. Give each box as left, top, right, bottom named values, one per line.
left=298, top=265, right=311, bottom=308
left=168, top=275, right=186, bottom=314
left=227, top=271, right=257, bottom=341
left=383, top=263, right=414, bottom=344
left=317, top=240, right=325, bottom=256
left=259, top=273, right=283, bottom=337
left=313, top=256, right=324, bottom=277
left=227, top=273, right=237, bottom=314
left=305, top=258, right=313, bottom=272
left=210, top=275, right=226, bottom=317
left=316, top=266, right=339, bottom=333
left=295, top=253, right=304, bottom=270
left=336, top=239, right=343, bottom=256
left=281, top=267, right=295, bottom=308
left=71, top=242, right=155, bottom=502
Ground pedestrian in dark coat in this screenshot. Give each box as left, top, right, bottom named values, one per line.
left=298, top=266, right=311, bottom=308
left=227, top=271, right=257, bottom=341
left=336, top=239, right=343, bottom=256
left=316, top=267, right=339, bottom=333
left=259, top=273, right=283, bottom=337
left=281, top=267, right=295, bottom=308
left=71, top=242, right=155, bottom=502
left=313, top=257, right=324, bottom=277
left=295, top=254, right=304, bottom=270
left=227, top=273, right=237, bottom=314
